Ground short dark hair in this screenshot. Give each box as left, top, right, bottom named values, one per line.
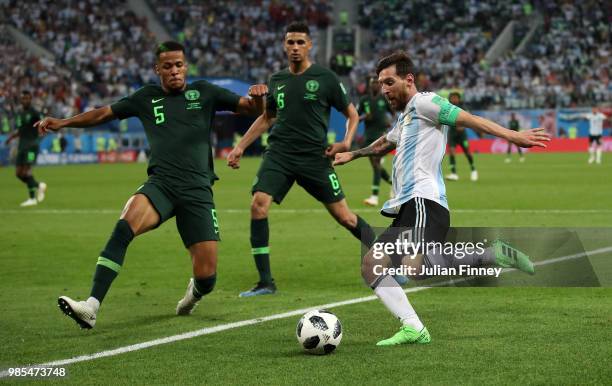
left=286, top=21, right=310, bottom=36
left=449, top=92, right=461, bottom=100
left=156, top=41, right=185, bottom=58
left=376, top=51, right=415, bottom=77
left=21, top=90, right=32, bottom=96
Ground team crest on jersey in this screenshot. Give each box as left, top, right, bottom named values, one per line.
left=184, top=90, right=200, bottom=101
left=305, top=80, right=319, bottom=92
left=403, top=113, right=412, bottom=126
left=185, top=89, right=202, bottom=109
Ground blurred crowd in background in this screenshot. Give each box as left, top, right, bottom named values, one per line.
left=0, top=0, right=609, bottom=131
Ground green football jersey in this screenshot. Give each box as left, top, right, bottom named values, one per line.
left=111, top=80, right=240, bottom=186
left=15, top=107, right=42, bottom=149
left=509, top=119, right=520, bottom=131
left=358, top=95, right=390, bottom=140
left=266, top=64, right=349, bottom=156
left=446, top=101, right=464, bottom=135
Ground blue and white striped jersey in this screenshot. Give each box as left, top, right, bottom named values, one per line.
left=381, top=92, right=462, bottom=216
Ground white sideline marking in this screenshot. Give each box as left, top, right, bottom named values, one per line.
left=1, top=208, right=612, bottom=215
left=0, top=246, right=610, bottom=377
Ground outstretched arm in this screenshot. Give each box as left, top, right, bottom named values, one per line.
left=559, top=113, right=588, bottom=121
left=457, top=111, right=550, bottom=148
left=235, top=84, right=268, bottom=117
left=35, top=106, right=115, bottom=135
left=4, top=130, right=19, bottom=145
left=325, top=103, right=360, bottom=157
left=227, top=109, right=276, bottom=169
left=333, top=135, right=396, bottom=166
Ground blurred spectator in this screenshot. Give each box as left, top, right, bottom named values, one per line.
left=0, top=27, right=79, bottom=122
left=355, top=0, right=610, bottom=109
left=483, top=0, right=611, bottom=109
left=3, top=0, right=157, bottom=102
left=354, top=0, right=516, bottom=108
left=148, top=0, right=333, bottom=83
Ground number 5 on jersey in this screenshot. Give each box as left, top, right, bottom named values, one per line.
left=154, top=105, right=165, bottom=124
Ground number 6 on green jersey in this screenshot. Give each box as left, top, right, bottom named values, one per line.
left=277, top=93, right=285, bottom=109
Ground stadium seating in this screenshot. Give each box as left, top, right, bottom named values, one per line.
left=3, top=0, right=158, bottom=103
left=147, top=0, right=333, bottom=83
left=354, top=0, right=515, bottom=102
left=0, top=26, right=78, bottom=119
left=482, top=1, right=611, bottom=109
left=1, top=0, right=608, bottom=114
left=355, top=0, right=610, bottom=109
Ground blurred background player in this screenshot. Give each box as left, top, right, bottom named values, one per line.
left=227, top=22, right=376, bottom=297
left=358, top=76, right=392, bottom=206
left=506, top=112, right=525, bottom=163
left=4, top=90, right=47, bottom=207
left=561, top=107, right=607, bottom=164
left=445, top=92, right=477, bottom=181
left=36, top=42, right=267, bottom=329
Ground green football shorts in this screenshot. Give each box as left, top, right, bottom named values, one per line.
left=252, top=152, right=345, bottom=204
left=448, top=130, right=468, bottom=148
left=16, top=146, right=39, bottom=166
left=135, top=176, right=219, bottom=247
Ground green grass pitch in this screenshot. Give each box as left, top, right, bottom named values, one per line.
left=0, top=153, right=611, bottom=385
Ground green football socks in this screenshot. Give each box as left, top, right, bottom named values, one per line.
left=18, top=175, right=39, bottom=199
left=380, top=168, right=391, bottom=184
left=90, top=219, right=134, bottom=302
left=372, top=168, right=381, bottom=195
left=449, top=154, right=457, bottom=174
left=193, top=274, right=217, bottom=299
left=251, top=218, right=272, bottom=284
left=349, top=215, right=376, bottom=249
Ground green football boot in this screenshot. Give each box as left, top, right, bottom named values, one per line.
left=376, top=326, right=431, bottom=346
left=492, top=239, right=535, bottom=275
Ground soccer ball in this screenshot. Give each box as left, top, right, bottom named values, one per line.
left=296, top=309, right=342, bottom=355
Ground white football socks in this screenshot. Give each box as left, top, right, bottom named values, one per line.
left=374, top=275, right=424, bottom=330
left=596, top=148, right=602, bottom=163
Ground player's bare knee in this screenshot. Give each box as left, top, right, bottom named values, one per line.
left=336, top=212, right=357, bottom=229
left=121, top=195, right=158, bottom=235
left=251, top=195, right=270, bottom=218
left=188, top=244, right=218, bottom=295
left=120, top=214, right=142, bottom=235
left=15, top=167, right=25, bottom=179
left=193, top=260, right=216, bottom=277
left=190, top=247, right=217, bottom=277
left=361, top=256, right=378, bottom=284
left=250, top=203, right=267, bottom=218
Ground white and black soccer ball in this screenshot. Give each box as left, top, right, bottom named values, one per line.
left=296, top=309, right=342, bottom=355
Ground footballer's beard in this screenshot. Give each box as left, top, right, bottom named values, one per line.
left=166, top=78, right=186, bottom=92
left=289, top=55, right=303, bottom=65
left=387, top=97, right=407, bottom=113
left=391, top=90, right=410, bottom=112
